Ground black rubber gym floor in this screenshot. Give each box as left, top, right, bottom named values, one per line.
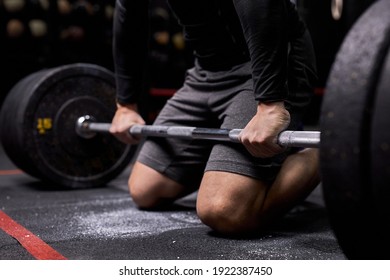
left=0, top=143, right=345, bottom=260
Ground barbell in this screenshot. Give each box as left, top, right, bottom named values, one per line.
left=1, top=0, right=390, bottom=260
left=75, top=115, right=321, bottom=148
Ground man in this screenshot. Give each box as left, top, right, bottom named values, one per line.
left=110, top=0, right=320, bottom=236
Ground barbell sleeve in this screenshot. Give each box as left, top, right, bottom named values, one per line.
left=277, top=130, right=320, bottom=148
left=76, top=116, right=320, bottom=148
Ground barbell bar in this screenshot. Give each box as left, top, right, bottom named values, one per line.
left=76, top=115, right=321, bottom=148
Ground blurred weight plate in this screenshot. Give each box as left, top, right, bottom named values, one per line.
left=0, top=63, right=136, bottom=188
left=370, top=39, right=390, bottom=256
left=320, top=0, right=390, bottom=259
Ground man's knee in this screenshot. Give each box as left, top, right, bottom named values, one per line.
left=196, top=172, right=269, bottom=235
left=128, top=175, right=161, bottom=209
left=128, top=162, right=186, bottom=209
left=197, top=196, right=262, bottom=235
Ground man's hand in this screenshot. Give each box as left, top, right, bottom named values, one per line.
left=239, top=102, right=291, bottom=158
left=109, top=103, right=145, bottom=144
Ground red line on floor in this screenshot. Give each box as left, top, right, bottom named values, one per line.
left=0, top=210, right=67, bottom=260
left=0, top=169, right=23, bottom=175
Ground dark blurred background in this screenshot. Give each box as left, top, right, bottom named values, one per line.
left=0, top=0, right=376, bottom=124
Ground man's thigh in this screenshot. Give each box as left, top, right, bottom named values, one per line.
left=206, top=87, right=302, bottom=183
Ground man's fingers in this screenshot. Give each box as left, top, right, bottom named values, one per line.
left=243, top=142, right=283, bottom=158
left=110, top=123, right=140, bottom=144
left=109, top=104, right=145, bottom=145
left=240, top=132, right=285, bottom=158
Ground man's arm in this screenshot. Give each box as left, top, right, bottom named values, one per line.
left=110, top=0, right=149, bottom=144
left=113, top=0, right=150, bottom=105
left=233, top=0, right=288, bottom=103
left=233, top=0, right=291, bottom=157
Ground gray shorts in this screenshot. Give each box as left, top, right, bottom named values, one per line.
left=137, top=61, right=304, bottom=188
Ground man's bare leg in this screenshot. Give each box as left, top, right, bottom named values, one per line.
left=259, top=148, right=320, bottom=224
left=129, top=149, right=319, bottom=234
left=129, top=162, right=192, bottom=209
left=196, top=148, right=320, bottom=235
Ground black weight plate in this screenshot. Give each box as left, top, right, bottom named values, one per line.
left=1, top=63, right=135, bottom=188
left=0, top=69, right=50, bottom=178
left=320, top=0, right=390, bottom=259
left=370, top=44, right=390, bottom=255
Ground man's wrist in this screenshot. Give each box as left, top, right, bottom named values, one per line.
left=257, top=101, right=285, bottom=111
left=116, top=101, right=138, bottom=111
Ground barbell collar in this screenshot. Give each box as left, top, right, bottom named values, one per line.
left=75, top=115, right=98, bottom=139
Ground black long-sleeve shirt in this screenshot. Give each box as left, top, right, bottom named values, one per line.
left=113, top=0, right=307, bottom=104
